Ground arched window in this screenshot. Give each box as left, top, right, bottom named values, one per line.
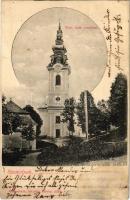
left=56, top=75, right=61, bottom=85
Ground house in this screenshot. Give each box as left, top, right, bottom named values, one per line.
left=2, top=100, right=37, bottom=150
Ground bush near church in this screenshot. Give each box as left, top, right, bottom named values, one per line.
left=79, top=138, right=127, bottom=160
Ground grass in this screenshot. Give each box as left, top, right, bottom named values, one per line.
left=37, top=135, right=127, bottom=165
left=2, top=130, right=127, bottom=166
left=2, top=151, right=27, bottom=166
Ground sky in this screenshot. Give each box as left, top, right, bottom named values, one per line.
left=3, top=6, right=126, bottom=108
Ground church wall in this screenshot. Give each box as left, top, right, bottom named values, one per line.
left=47, top=67, right=69, bottom=138
left=38, top=106, right=69, bottom=138
left=48, top=109, right=69, bottom=138
left=38, top=108, right=49, bottom=136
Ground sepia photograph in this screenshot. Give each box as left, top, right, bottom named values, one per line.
left=2, top=6, right=128, bottom=167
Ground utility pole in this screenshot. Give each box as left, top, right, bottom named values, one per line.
left=84, top=90, right=89, bottom=141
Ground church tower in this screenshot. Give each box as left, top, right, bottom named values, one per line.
left=39, top=22, right=71, bottom=138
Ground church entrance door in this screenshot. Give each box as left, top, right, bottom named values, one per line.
left=56, top=129, right=60, bottom=138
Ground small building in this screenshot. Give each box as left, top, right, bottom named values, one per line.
left=3, top=100, right=37, bottom=150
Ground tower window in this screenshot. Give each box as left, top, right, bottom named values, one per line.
left=56, top=75, right=61, bottom=85
left=56, top=116, right=60, bottom=124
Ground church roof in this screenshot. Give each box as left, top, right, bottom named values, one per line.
left=5, top=100, right=29, bottom=114
left=5, top=100, right=37, bottom=125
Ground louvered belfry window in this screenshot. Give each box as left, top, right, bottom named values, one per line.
left=56, top=75, right=61, bottom=85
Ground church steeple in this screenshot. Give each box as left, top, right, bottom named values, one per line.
left=39, top=21, right=71, bottom=138
left=55, top=21, right=63, bottom=45
left=47, top=22, right=71, bottom=74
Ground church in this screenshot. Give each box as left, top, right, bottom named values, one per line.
left=38, top=22, right=71, bottom=138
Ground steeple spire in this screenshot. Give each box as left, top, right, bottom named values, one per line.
left=47, top=21, right=71, bottom=74
left=59, top=20, right=61, bottom=30
left=55, top=21, right=63, bottom=45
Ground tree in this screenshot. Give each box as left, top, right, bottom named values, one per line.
left=97, top=99, right=110, bottom=132
left=77, top=91, right=98, bottom=136
left=97, top=99, right=109, bottom=113
left=2, top=95, right=12, bottom=134
left=77, top=91, right=107, bottom=137
left=108, top=73, right=127, bottom=138
left=11, top=114, right=22, bottom=132
left=2, top=95, right=22, bottom=134
left=76, top=92, right=86, bottom=133
left=2, top=95, right=6, bottom=104
left=61, top=98, right=76, bottom=135
left=23, top=105, right=43, bottom=137
left=22, top=124, right=35, bottom=141
left=22, top=124, right=35, bottom=149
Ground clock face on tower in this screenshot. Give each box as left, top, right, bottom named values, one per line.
left=55, top=96, right=61, bottom=105
left=56, top=96, right=60, bottom=101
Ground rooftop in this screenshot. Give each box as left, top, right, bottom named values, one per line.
left=5, top=100, right=28, bottom=114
